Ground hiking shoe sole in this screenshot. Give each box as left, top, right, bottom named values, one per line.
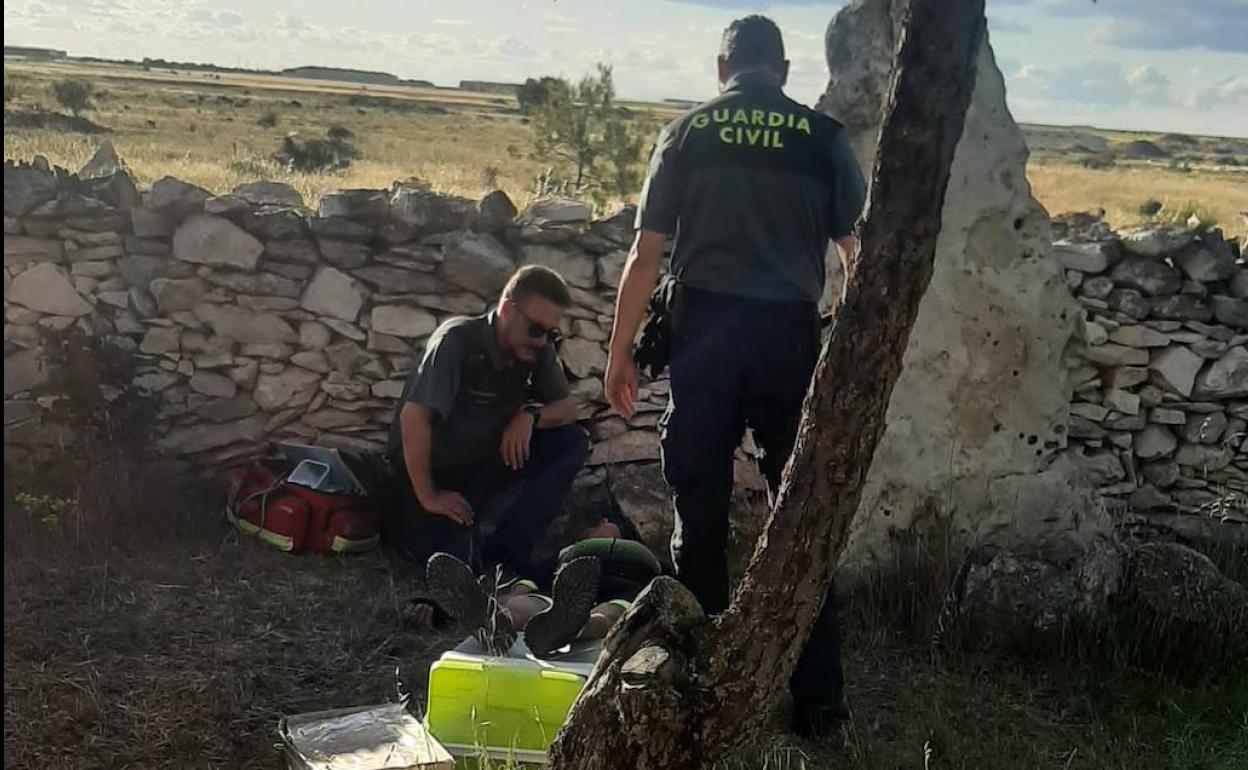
left=426, top=552, right=490, bottom=629
left=426, top=553, right=516, bottom=654
left=524, top=556, right=602, bottom=657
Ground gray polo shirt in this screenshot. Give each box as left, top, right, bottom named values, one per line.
left=636, top=71, right=866, bottom=304
left=387, top=312, right=569, bottom=472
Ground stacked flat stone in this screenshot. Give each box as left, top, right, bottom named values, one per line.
left=1060, top=223, right=1248, bottom=515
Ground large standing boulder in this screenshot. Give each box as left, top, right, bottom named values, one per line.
left=818, top=0, right=1089, bottom=561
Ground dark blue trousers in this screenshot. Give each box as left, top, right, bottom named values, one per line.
left=661, top=285, right=845, bottom=709
left=385, top=424, right=589, bottom=583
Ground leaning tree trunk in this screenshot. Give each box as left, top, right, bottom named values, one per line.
left=549, top=2, right=986, bottom=767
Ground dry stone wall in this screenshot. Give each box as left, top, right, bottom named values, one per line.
left=3, top=156, right=639, bottom=466
left=3, top=154, right=768, bottom=567
left=4, top=149, right=1243, bottom=568
left=1060, top=218, right=1248, bottom=514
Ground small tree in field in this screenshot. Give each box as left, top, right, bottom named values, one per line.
left=52, top=78, right=93, bottom=116
left=528, top=64, right=649, bottom=208
left=517, top=76, right=563, bottom=114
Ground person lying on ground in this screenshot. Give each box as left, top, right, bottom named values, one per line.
left=402, top=518, right=623, bottom=630
left=425, top=537, right=664, bottom=656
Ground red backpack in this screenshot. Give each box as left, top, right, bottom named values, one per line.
left=224, top=446, right=381, bottom=555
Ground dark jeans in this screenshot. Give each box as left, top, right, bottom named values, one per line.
left=384, top=424, right=590, bottom=584
left=661, top=286, right=845, bottom=709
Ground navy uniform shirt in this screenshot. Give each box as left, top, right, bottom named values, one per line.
left=635, top=71, right=867, bottom=304
left=387, top=312, right=569, bottom=472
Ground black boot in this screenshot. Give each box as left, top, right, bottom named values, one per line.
left=524, top=556, right=602, bottom=657
left=426, top=552, right=515, bottom=654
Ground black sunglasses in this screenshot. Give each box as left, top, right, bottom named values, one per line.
left=511, top=302, right=562, bottom=344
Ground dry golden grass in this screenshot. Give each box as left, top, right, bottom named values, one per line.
left=1028, top=162, right=1248, bottom=239
left=3, top=61, right=551, bottom=208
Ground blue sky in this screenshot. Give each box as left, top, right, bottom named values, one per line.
left=4, top=0, right=1246, bottom=136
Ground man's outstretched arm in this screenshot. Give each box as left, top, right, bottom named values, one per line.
left=604, top=229, right=666, bottom=419
left=400, top=402, right=472, bottom=525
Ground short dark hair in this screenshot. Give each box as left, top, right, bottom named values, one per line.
left=720, top=15, right=785, bottom=75
left=503, top=265, right=572, bottom=307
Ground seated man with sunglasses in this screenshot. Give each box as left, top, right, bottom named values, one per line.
left=385, top=265, right=601, bottom=601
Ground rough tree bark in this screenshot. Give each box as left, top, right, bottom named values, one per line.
left=549, top=1, right=987, bottom=767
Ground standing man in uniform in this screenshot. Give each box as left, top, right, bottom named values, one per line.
left=604, top=15, right=866, bottom=736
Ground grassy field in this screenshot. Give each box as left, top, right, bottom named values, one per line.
left=5, top=512, right=1245, bottom=770
left=2, top=59, right=674, bottom=213
left=5, top=58, right=1246, bottom=237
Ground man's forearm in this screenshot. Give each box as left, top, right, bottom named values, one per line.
left=608, top=231, right=665, bottom=358
left=400, top=404, right=436, bottom=505
left=533, top=396, right=577, bottom=428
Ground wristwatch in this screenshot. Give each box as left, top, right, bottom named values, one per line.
left=524, top=404, right=542, bottom=426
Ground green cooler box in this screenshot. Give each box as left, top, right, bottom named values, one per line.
left=425, top=636, right=600, bottom=765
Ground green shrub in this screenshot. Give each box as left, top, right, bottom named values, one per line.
left=51, top=78, right=92, bottom=116
left=326, top=124, right=354, bottom=141
left=274, top=128, right=360, bottom=172
left=527, top=64, right=650, bottom=208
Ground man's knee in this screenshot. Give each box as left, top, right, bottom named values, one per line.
left=530, top=424, right=589, bottom=474
left=544, top=424, right=589, bottom=462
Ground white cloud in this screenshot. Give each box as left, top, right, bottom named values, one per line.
left=1185, top=75, right=1248, bottom=110
left=1, top=0, right=1244, bottom=136
left=1009, top=61, right=1177, bottom=108
left=1053, top=0, right=1247, bottom=54
left=988, top=15, right=1030, bottom=35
